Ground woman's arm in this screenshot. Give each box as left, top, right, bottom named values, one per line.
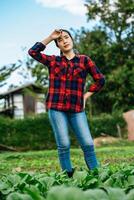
left=85, top=56, right=105, bottom=94
left=28, top=40, right=55, bottom=67
left=83, top=56, right=105, bottom=109
left=41, top=36, right=53, bottom=46
left=40, top=29, right=63, bottom=45
left=28, top=29, right=62, bottom=67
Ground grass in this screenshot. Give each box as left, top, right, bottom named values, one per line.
left=0, top=142, right=134, bottom=176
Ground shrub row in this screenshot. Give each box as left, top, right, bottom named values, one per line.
left=0, top=111, right=127, bottom=150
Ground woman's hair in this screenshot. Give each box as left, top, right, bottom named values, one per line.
left=54, top=29, right=78, bottom=56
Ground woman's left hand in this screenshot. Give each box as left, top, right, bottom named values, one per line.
left=83, top=92, right=94, bottom=109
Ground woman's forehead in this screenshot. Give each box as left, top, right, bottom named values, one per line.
left=58, top=31, right=69, bottom=39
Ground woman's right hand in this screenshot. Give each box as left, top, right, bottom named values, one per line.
left=49, top=29, right=62, bottom=40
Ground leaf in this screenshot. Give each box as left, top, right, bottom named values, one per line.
left=46, top=185, right=83, bottom=200
left=127, top=176, right=134, bottom=185
left=73, top=170, right=88, bottom=183
left=7, top=174, right=21, bottom=186
left=99, top=170, right=110, bottom=182
left=39, top=176, right=56, bottom=189
left=85, top=178, right=98, bottom=187
left=0, top=181, right=14, bottom=195
left=105, top=187, right=126, bottom=200
left=84, top=188, right=109, bottom=200
left=126, top=189, right=134, bottom=200
left=24, top=185, right=45, bottom=200
left=7, top=192, right=33, bottom=200
left=103, top=177, right=114, bottom=187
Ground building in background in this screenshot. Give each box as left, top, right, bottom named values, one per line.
left=0, top=83, right=46, bottom=119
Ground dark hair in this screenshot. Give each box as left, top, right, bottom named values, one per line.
left=54, top=29, right=78, bottom=56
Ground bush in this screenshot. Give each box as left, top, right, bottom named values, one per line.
left=87, top=112, right=127, bottom=138
left=0, top=111, right=127, bottom=150
left=0, top=113, right=79, bottom=150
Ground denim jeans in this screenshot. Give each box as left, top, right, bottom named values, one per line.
left=48, top=108, right=99, bottom=172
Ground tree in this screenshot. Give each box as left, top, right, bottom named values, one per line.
left=70, top=0, right=134, bottom=114
left=85, top=0, right=134, bottom=43
left=0, top=60, right=22, bottom=88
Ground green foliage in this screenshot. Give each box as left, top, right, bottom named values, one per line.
left=1, top=146, right=134, bottom=175
left=0, top=61, right=22, bottom=87
left=85, top=0, right=134, bottom=43
left=0, top=112, right=126, bottom=150
left=87, top=112, right=127, bottom=138
left=71, top=0, right=134, bottom=114
left=1, top=164, right=134, bottom=199
left=0, top=114, right=56, bottom=150
left=32, top=63, right=49, bottom=89
left=106, top=62, right=134, bottom=112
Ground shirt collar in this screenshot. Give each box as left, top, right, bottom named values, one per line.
left=61, top=54, right=79, bottom=61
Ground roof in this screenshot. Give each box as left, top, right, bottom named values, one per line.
left=0, top=82, right=45, bottom=98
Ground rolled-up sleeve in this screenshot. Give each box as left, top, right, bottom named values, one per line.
left=28, top=42, right=56, bottom=67
left=85, top=56, right=105, bottom=93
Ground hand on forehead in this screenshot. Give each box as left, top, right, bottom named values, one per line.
left=58, top=31, right=69, bottom=39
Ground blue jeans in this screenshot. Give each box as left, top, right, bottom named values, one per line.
left=48, top=108, right=99, bottom=172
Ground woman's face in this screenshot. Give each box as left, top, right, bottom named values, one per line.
left=56, top=31, right=73, bottom=53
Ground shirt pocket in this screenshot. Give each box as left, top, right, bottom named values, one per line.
left=52, top=64, right=66, bottom=78
left=73, top=67, right=86, bottom=79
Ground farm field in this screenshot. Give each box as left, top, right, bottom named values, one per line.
left=0, top=144, right=134, bottom=199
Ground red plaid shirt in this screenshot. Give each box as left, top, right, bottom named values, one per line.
left=28, top=42, right=105, bottom=112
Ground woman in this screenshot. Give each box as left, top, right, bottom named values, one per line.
left=28, top=29, right=105, bottom=178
